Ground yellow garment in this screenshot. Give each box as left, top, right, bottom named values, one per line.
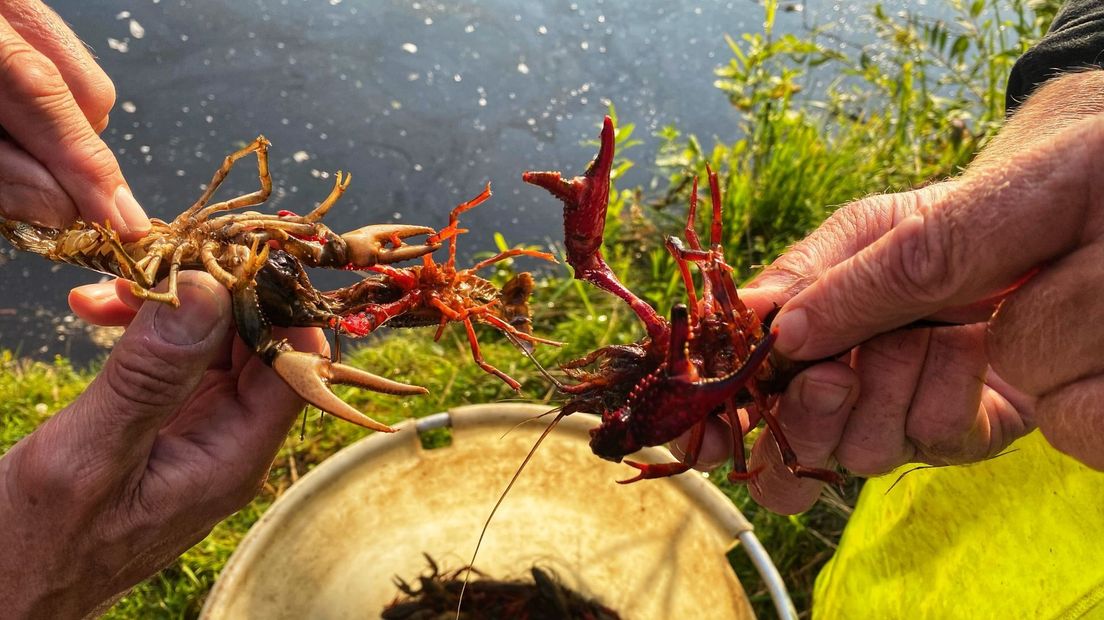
left=814, top=430, right=1104, bottom=619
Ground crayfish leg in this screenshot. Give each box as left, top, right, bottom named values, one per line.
left=616, top=421, right=708, bottom=484
left=301, top=170, right=351, bottom=222
left=706, top=165, right=725, bottom=246
left=185, top=136, right=273, bottom=221
left=755, top=393, right=846, bottom=486
left=468, top=247, right=557, bottom=273
left=462, top=317, right=521, bottom=391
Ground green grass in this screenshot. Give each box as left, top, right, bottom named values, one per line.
left=0, top=0, right=1063, bottom=617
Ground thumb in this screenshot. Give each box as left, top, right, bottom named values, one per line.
left=69, top=271, right=231, bottom=464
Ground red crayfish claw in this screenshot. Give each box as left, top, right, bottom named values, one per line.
left=522, top=116, right=667, bottom=342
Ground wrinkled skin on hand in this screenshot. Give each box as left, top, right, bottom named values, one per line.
left=683, top=70, right=1104, bottom=514
left=0, top=0, right=148, bottom=237
left=1, top=273, right=324, bottom=617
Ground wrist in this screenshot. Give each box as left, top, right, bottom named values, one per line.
left=0, top=439, right=109, bottom=619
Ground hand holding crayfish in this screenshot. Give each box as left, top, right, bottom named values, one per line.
left=699, top=70, right=1104, bottom=514
left=1, top=272, right=329, bottom=617
left=0, top=0, right=148, bottom=237
left=0, top=3, right=329, bottom=614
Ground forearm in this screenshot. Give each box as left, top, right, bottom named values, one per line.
left=972, top=69, right=1104, bottom=171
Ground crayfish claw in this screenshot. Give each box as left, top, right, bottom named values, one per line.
left=272, top=350, right=428, bottom=432
left=616, top=459, right=693, bottom=484
left=341, top=224, right=440, bottom=266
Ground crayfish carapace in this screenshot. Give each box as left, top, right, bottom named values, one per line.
left=523, top=116, right=842, bottom=485
left=1, top=137, right=553, bottom=432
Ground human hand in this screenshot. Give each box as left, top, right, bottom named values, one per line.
left=0, top=0, right=148, bottom=237
left=0, top=272, right=324, bottom=617
left=680, top=70, right=1104, bottom=514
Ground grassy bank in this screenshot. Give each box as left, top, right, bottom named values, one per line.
left=0, top=0, right=1058, bottom=617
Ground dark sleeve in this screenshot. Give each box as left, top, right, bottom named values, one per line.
left=1006, top=0, right=1104, bottom=112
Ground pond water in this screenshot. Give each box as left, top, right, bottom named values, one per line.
left=0, top=0, right=956, bottom=360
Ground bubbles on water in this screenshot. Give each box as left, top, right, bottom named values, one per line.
left=401, top=42, right=418, bottom=54
left=516, top=62, right=530, bottom=74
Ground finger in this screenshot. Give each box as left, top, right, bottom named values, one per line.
left=772, top=114, right=1104, bottom=360
left=748, top=362, right=858, bottom=515
left=0, top=1, right=115, bottom=126
left=746, top=183, right=954, bottom=300
left=236, top=326, right=329, bottom=429
left=0, top=19, right=148, bottom=237
left=670, top=415, right=737, bottom=472
left=0, top=138, right=75, bottom=227
left=196, top=328, right=328, bottom=486
left=1036, top=374, right=1104, bottom=470
left=989, top=241, right=1104, bottom=396
left=114, top=277, right=144, bottom=312
left=68, top=280, right=136, bottom=326
left=834, top=329, right=928, bottom=475
left=904, top=325, right=1026, bottom=464
left=62, top=271, right=231, bottom=472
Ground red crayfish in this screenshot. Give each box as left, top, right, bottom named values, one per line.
left=523, top=117, right=841, bottom=485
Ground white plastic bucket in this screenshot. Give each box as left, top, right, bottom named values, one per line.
left=201, top=403, right=797, bottom=619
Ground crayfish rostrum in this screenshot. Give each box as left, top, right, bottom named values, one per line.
left=523, top=116, right=841, bottom=485
left=1, top=137, right=553, bottom=432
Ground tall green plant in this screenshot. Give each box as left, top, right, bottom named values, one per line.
left=650, top=0, right=1059, bottom=273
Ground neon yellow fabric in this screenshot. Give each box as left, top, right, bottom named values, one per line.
left=813, top=430, right=1104, bottom=619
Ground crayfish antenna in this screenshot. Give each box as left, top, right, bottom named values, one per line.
left=499, top=328, right=567, bottom=390
left=457, top=410, right=569, bottom=618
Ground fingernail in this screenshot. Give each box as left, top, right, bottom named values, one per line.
left=799, top=376, right=852, bottom=415
left=114, top=185, right=150, bottom=237
left=153, top=282, right=225, bottom=346
left=71, top=281, right=117, bottom=302
left=773, top=308, right=808, bottom=356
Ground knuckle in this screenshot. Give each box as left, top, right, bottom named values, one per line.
left=102, top=347, right=181, bottom=412
left=75, top=134, right=123, bottom=180
left=887, top=212, right=958, bottom=305
left=0, top=44, right=68, bottom=103
left=85, top=76, right=117, bottom=125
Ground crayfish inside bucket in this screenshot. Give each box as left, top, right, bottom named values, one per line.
left=0, top=137, right=556, bottom=433
left=522, top=116, right=842, bottom=486
left=384, top=554, right=620, bottom=620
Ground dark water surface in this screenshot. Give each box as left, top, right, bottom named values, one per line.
left=0, top=0, right=937, bottom=360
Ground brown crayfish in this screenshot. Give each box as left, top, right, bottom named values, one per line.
left=523, top=117, right=841, bottom=485
left=1, top=137, right=555, bottom=432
